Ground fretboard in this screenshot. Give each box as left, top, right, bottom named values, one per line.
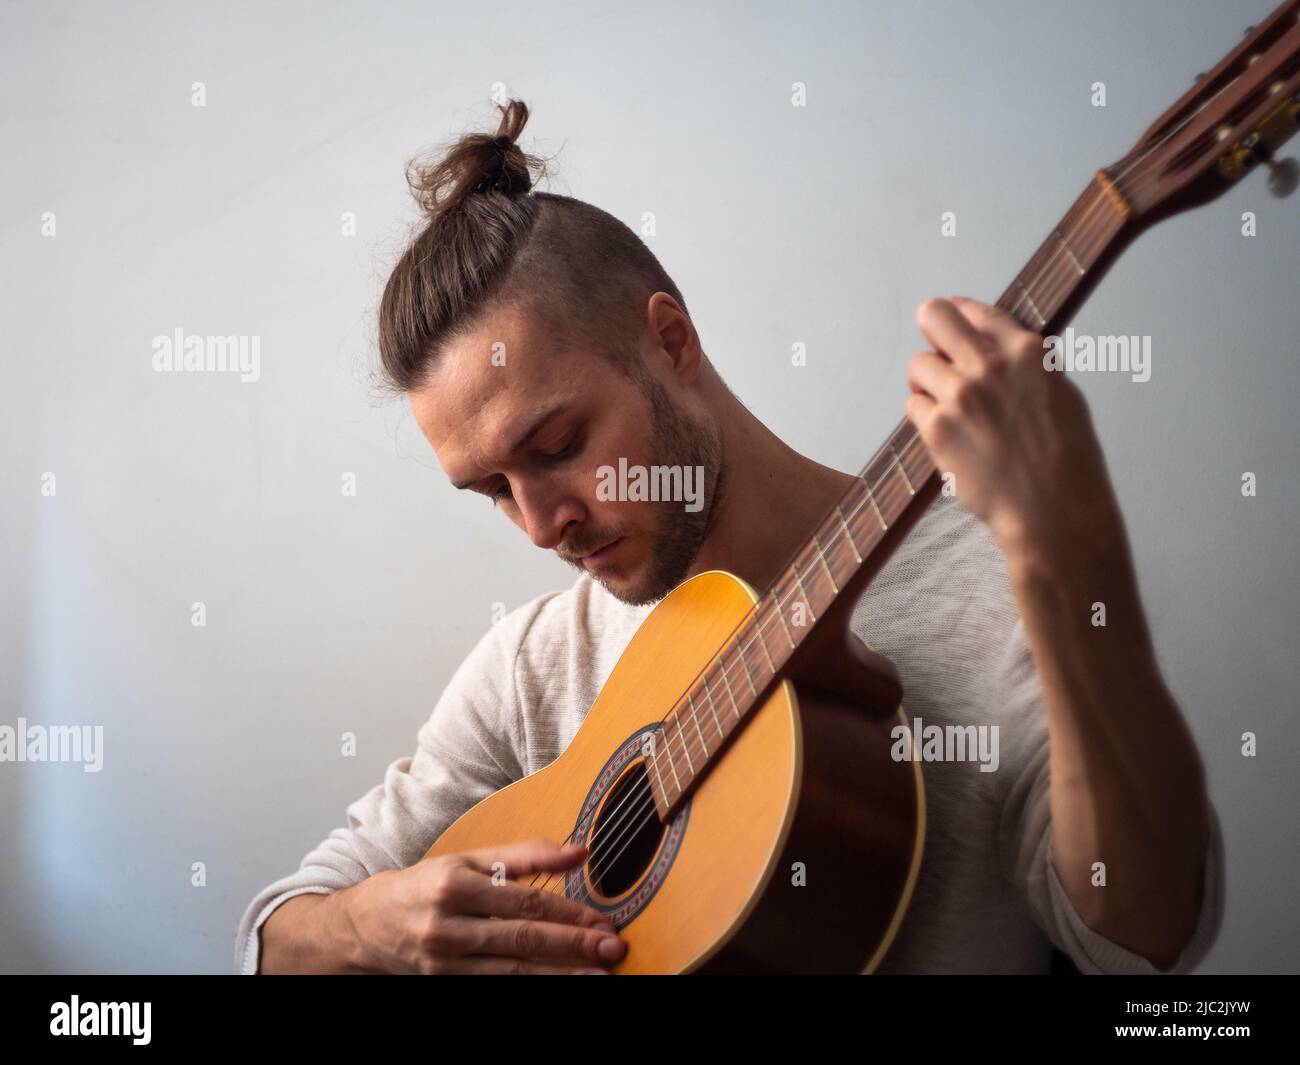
left=647, top=171, right=1132, bottom=817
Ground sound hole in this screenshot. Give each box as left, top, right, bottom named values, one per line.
left=589, top=762, right=665, bottom=898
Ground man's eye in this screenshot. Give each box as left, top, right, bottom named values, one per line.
left=485, top=432, right=582, bottom=507
left=542, top=433, right=582, bottom=464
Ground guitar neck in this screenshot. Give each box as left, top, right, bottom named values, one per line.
left=651, top=171, right=1134, bottom=813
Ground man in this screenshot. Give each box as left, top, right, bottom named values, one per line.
left=235, top=101, right=1223, bottom=974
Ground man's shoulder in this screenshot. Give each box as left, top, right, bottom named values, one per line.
left=433, top=574, right=647, bottom=723
left=901, top=490, right=998, bottom=561
left=850, top=491, right=1022, bottom=657
left=866, top=491, right=1007, bottom=593
left=484, top=572, right=654, bottom=673
left=463, top=574, right=655, bottom=751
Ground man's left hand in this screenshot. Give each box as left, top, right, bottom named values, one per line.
left=905, top=296, right=1122, bottom=561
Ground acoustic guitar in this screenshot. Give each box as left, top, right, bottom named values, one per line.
left=426, top=3, right=1300, bottom=973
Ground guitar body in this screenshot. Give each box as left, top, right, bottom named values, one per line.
left=425, top=571, right=925, bottom=973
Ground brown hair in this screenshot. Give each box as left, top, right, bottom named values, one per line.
left=377, top=99, right=688, bottom=394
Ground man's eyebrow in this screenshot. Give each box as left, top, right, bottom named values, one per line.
left=450, top=404, right=568, bottom=490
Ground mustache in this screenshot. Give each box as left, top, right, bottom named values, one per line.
left=558, top=531, right=623, bottom=563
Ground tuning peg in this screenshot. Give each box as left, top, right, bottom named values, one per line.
left=1244, top=25, right=1255, bottom=36
left=1265, top=157, right=1299, bottom=198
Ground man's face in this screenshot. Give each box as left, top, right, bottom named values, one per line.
left=410, top=302, right=726, bottom=605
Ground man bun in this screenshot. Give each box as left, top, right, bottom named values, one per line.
left=405, top=99, right=543, bottom=221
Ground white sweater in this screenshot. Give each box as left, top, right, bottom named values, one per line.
left=234, top=492, right=1224, bottom=974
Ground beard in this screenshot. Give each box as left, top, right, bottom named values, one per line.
left=565, top=375, right=727, bottom=607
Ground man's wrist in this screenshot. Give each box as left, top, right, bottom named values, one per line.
left=999, top=505, right=1171, bottom=697
left=997, top=499, right=1129, bottom=587
left=261, top=887, right=369, bottom=974
left=321, top=883, right=369, bottom=973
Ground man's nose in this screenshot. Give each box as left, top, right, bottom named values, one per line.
left=514, top=478, right=584, bottom=551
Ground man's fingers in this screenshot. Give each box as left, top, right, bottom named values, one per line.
left=916, top=297, right=988, bottom=373
left=436, top=912, right=625, bottom=966
left=455, top=868, right=617, bottom=932
left=452, top=838, right=616, bottom=933
left=907, top=349, right=962, bottom=403
left=447, top=955, right=611, bottom=975
left=945, top=295, right=1038, bottom=356
left=905, top=390, right=936, bottom=426
left=460, top=837, right=589, bottom=880
left=946, top=295, right=1020, bottom=334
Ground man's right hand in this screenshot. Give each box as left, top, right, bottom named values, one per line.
left=260, top=839, right=626, bottom=974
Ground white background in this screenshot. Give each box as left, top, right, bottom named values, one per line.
left=2, top=0, right=1296, bottom=972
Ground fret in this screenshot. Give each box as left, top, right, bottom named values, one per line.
left=812, top=531, right=839, bottom=593
left=889, top=442, right=915, bottom=495
left=718, top=656, right=741, bottom=720
left=895, top=427, right=927, bottom=483
left=772, top=588, right=797, bottom=649
left=650, top=739, right=668, bottom=804
left=1014, top=280, right=1047, bottom=328
left=1054, top=229, right=1085, bottom=275
left=998, top=177, right=1126, bottom=333
left=791, top=562, right=816, bottom=623
left=836, top=501, right=862, bottom=563
left=754, top=609, right=778, bottom=672
left=687, top=693, right=710, bottom=756
left=663, top=723, right=683, bottom=794
left=675, top=715, right=694, bottom=774
left=864, top=478, right=889, bottom=531
left=705, top=677, right=731, bottom=732
left=737, top=637, right=759, bottom=696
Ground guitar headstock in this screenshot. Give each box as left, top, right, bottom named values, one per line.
left=1108, top=0, right=1300, bottom=226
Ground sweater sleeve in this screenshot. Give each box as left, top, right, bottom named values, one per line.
left=232, top=607, right=540, bottom=975
left=998, top=619, right=1225, bottom=974
left=1039, top=804, right=1225, bottom=974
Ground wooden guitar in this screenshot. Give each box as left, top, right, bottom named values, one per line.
left=426, top=3, right=1300, bottom=973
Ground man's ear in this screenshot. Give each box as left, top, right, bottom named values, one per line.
left=647, top=291, right=702, bottom=385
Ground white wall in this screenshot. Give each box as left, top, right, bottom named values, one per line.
left=1, top=0, right=1295, bottom=972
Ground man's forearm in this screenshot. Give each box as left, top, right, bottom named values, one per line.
left=258, top=890, right=365, bottom=974
left=901, top=295, right=1211, bottom=968
left=1005, top=521, right=1209, bottom=970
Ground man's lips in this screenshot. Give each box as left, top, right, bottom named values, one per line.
left=579, top=537, right=624, bottom=570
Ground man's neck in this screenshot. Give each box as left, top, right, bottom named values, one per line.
left=686, top=396, right=858, bottom=595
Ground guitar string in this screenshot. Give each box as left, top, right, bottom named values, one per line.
left=522, top=56, right=1272, bottom=902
